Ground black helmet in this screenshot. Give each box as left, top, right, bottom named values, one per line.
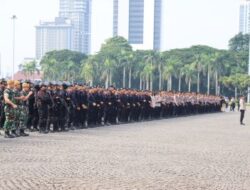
left=0, top=78, right=6, bottom=84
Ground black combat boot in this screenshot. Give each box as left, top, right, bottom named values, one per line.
left=20, top=129, right=29, bottom=137
left=11, top=130, right=20, bottom=137
left=4, top=130, right=15, bottom=138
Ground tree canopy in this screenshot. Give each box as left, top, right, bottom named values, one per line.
left=40, top=34, right=250, bottom=97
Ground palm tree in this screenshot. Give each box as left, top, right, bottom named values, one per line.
left=41, top=58, right=58, bottom=81
left=157, top=52, right=164, bottom=90
left=81, top=56, right=95, bottom=86
left=140, top=63, right=153, bottom=90
left=162, top=63, right=173, bottom=91
left=172, top=56, right=183, bottom=92
left=127, top=53, right=134, bottom=89
left=119, top=50, right=127, bottom=88
left=66, top=60, right=76, bottom=82
left=213, top=51, right=231, bottom=96
left=199, top=51, right=220, bottom=95
left=177, top=66, right=185, bottom=92
left=192, top=52, right=207, bottom=93
left=143, top=50, right=160, bottom=91
left=133, top=53, right=146, bottom=90
left=194, top=54, right=201, bottom=93
left=201, top=53, right=212, bottom=95
left=162, top=56, right=178, bottom=91
left=120, top=51, right=134, bottom=88
left=22, top=60, right=38, bottom=80
left=101, top=57, right=115, bottom=88
left=183, top=63, right=196, bottom=92
left=143, top=51, right=154, bottom=91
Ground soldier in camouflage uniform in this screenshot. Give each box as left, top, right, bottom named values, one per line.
left=0, top=79, right=6, bottom=129
left=18, top=82, right=32, bottom=136
left=12, top=80, right=25, bottom=137
left=3, top=80, right=17, bottom=138
left=12, top=81, right=31, bottom=137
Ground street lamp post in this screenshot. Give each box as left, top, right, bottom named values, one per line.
left=11, top=15, right=17, bottom=80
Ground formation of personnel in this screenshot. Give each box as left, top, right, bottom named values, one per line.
left=0, top=79, right=223, bottom=138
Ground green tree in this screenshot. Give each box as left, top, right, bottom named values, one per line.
left=98, top=36, right=132, bottom=88
left=229, top=33, right=249, bottom=52
left=162, top=52, right=179, bottom=91
left=221, top=74, right=250, bottom=98
left=183, top=63, right=196, bottom=92
left=81, top=56, right=96, bottom=86
left=22, top=60, right=38, bottom=80
left=40, top=50, right=87, bottom=81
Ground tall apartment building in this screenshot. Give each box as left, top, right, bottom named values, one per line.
left=239, top=0, right=250, bottom=34
left=91, top=0, right=167, bottom=53
left=59, top=0, right=92, bottom=54
left=116, top=0, right=166, bottom=50
left=36, top=17, right=73, bottom=59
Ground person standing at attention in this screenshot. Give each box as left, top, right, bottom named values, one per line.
left=240, top=96, right=246, bottom=125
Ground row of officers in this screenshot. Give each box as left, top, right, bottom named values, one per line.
left=0, top=79, right=223, bottom=138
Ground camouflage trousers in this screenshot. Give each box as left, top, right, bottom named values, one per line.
left=3, top=106, right=15, bottom=131
left=15, top=105, right=28, bottom=130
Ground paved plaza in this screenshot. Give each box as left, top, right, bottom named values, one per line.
left=0, top=112, right=250, bottom=190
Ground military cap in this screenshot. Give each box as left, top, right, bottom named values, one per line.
left=22, top=82, right=30, bottom=88
left=7, top=80, right=14, bottom=85
left=14, top=80, right=21, bottom=86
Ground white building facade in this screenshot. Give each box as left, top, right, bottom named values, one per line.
left=91, top=0, right=167, bottom=54
left=36, top=17, right=73, bottom=59
left=239, top=0, right=250, bottom=34
left=59, top=0, right=92, bottom=54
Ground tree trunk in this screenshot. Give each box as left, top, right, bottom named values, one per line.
left=123, top=66, right=126, bottom=88
left=188, top=78, right=191, bottom=92
left=105, top=74, right=109, bottom=89
left=109, top=70, right=112, bottom=87
left=158, top=65, right=162, bottom=90
left=168, top=75, right=172, bottom=91
left=150, top=73, right=153, bottom=91
left=235, top=87, right=238, bottom=99
left=178, top=75, right=181, bottom=92
left=139, top=75, right=142, bottom=90
left=167, top=78, right=170, bottom=91
left=207, top=70, right=210, bottom=95
left=146, top=75, right=149, bottom=90
left=215, top=70, right=218, bottom=95
left=170, top=75, right=172, bottom=91
left=197, top=72, right=200, bottom=93
left=129, top=67, right=132, bottom=88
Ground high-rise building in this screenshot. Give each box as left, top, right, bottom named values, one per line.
left=59, top=0, right=92, bottom=54
left=91, top=0, right=167, bottom=53
left=114, top=0, right=165, bottom=50
left=239, top=0, right=250, bottom=34
left=36, top=17, right=73, bottom=59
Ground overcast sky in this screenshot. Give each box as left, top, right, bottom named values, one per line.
left=0, top=0, right=240, bottom=77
